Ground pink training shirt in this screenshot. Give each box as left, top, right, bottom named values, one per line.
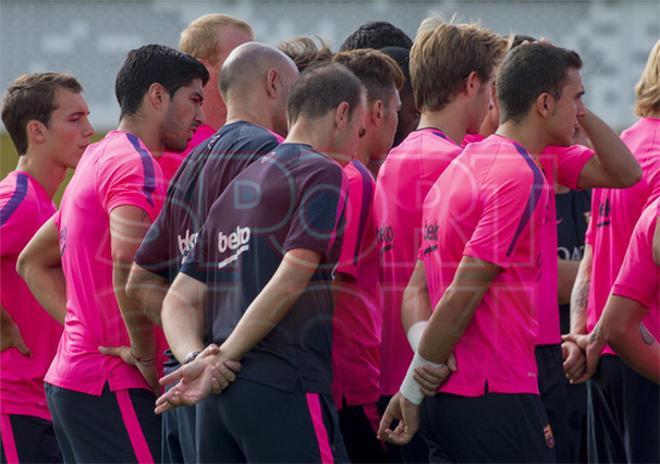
left=586, top=117, right=660, bottom=355
left=374, top=128, right=462, bottom=396
left=421, top=134, right=550, bottom=396
left=536, top=145, right=594, bottom=345
left=611, top=197, right=659, bottom=340
left=332, top=160, right=382, bottom=408
left=461, top=132, right=485, bottom=148
left=157, top=123, right=216, bottom=185
left=45, top=131, right=167, bottom=395
left=0, top=171, right=62, bottom=420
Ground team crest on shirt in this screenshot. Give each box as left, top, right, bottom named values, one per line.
left=543, top=424, right=555, bottom=448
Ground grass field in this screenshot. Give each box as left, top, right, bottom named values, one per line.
left=0, top=131, right=106, bottom=204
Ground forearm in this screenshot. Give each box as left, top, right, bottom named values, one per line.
left=579, top=111, right=641, bottom=188
left=417, top=282, right=489, bottom=364
left=161, top=275, right=206, bottom=363
left=1, top=306, right=15, bottom=345
left=570, top=247, right=592, bottom=334
left=18, top=262, right=67, bottom=324
left=113, top=264, right=155, bottom=359
left=221, top=251, right=316, bottom=361
left=558, top=259, right=580, bottom=306
left=401, top=261, right=432, bottom=332
left=126, top=264, right=169, bottom=325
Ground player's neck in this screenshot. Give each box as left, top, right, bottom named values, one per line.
left=417, top=107, right=466, bottom=145
left=202, top=88, right=226, bottom=130
left=496, top=121, right=547, bottom=160
left=225, top=105, right=275, bottom=133
left=355, top=137, right=373, bottom=166
left=286, top=121, right=351, bottom=166
left=117, top=117, right=164, bottom=158
left=16, top=152, right=66, bottom=199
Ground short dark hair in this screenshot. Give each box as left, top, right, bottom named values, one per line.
left=1, top=72, right=83, bottom=155
left=498, top=42, right=583, bottom=123
left=287, top=63, right=364, bottom=124
left=333, top=49, right=403, bottom=106
left=340, top=21, right=412, bottom=51
left=508, top=34, right=536, bottom=51
left=115, top=44, right=209, bottom=119
left=380, top=46, right=412, bottom=95
left=278, top=36, right=333, bottom=73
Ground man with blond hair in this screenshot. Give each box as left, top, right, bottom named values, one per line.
left=373, top=18, right=507, bottom=462
left=158, top=14, right=254, bottom=181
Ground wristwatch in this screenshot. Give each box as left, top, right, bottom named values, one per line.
left=183, top=350, right=201, bottom=365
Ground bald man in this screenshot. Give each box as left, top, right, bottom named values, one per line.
left=126, top=43, right=299, bottom=463
left=159, top=14, right=255, bottom=182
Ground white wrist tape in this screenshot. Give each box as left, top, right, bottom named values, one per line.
left=406, top=320, right=428, bottom=351
left=399, top=352, right=445, bottom=405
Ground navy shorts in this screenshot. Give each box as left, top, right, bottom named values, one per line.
left=420, top=392, right=556, bottom=463
left=45, top=382, right=161, bottom=463
left=0, top=413, right=61, bottom=463
left=536, top=344, right=571, bottom=462
left=338, top=400, right=388, bottom=463
left=196, top=378, right=349, bottom=463
left=587, top=355, right=660, bottom=463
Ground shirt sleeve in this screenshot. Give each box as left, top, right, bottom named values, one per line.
left=464, top=169, right=543, bottom=269
left=133, top=208, right=173, bottom=280
left=584, top=189, right=600, bottom=245
left=179, top=218, right=211, bottom=283
left=282, top=162, right=346, bottom=257
left=542, top=145, right=594, bottom=190
left=611, top=203, right=658, bottom=310
left=95, top=149, right=161, bottom=222
left=0, top=192, right=34, bottom=256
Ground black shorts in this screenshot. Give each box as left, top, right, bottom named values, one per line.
left=0, top=413, right=61, bottom=463
left=338, top=400, right=388, bottom=463
left=420, top=392, right=556, bottom=463
left=587, top=355, right=660, bottom=463
left=45, top=382, right=161, bottom=463
left=536, top=344, right=570, bottom=462
left=162, top=357, right=196, bottom=463
left=196, top=378, right=349, bottom=463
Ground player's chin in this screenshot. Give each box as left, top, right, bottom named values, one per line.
left=164, top=136, right=189, bottom=153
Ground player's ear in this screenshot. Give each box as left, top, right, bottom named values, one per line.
left=371, top=100, right=384, bottom=125
left=334, top=101, right=351, bottom=129
left=266, top=68, right=279, bottom=98
left=26, top=120, right=47, bottom=144
left=465, top=71, right=480, bottom=97
left=146, top=83, right=167, bottom=111
left=536, top=92, right=554, bottom=117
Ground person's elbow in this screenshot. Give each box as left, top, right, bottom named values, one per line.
left=601, top=318, right=627, bottom=350
left=125, top=263, right=143, bottom=300
left=620, top=161, right=643, bottom=187
left=16, top=249, right=34, bottom=282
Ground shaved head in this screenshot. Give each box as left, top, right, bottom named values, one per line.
left=219, top=42, right=298, bottom=99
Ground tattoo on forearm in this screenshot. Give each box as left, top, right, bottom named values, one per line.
left=640, top=324, right=656, bottom=346
left=590, top=324, right=600, bottom=344
left=571, top=279, right=590, bottom=326
left=575, top=279, right=590, bottom=310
